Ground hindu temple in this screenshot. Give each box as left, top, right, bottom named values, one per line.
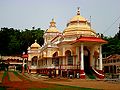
left=27, top=8, right=107, bottom=79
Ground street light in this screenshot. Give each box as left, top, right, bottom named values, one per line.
left=0, top=54, right=2, bottom=63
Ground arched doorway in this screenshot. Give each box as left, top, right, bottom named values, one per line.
left=84, top=47, right=90, bottom=74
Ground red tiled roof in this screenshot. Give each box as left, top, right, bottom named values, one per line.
left=75, top=37, right=107, bottom=43
left=22, top=54, right=28, bottom=58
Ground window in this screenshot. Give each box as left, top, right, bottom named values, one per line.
left=110, top=60, right=112, bottom=63
left=31, top=56, right=37, bottom=66
left=117, top=59, right=119, bottom=62
left=105, top=61, right=106, bottom=64
left=68, top=56, right=73, bottom=65
left=113, top=59, right=116, bottom=63
left=55, top=58, right=59, bottom=66
left=45, top=59, right=47, bottom=65
left=108, top=60, right=110, bottom=63
left=52, top=52, right=59, bottom=66
left=65, top=50, right=73, bottom=65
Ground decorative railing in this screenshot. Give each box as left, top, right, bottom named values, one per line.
left=60, top=65, right=80, bottom=70
left=37, top=65, right=80, bottom=70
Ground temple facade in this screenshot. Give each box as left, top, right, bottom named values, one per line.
left=27, top=8, right=107, bottom=79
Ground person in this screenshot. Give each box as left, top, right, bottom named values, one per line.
left=48, top=71, right=52, bottom=78
left=77, top=73, right=79, bottom=79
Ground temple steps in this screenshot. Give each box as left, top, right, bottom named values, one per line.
left=85, top=68, right=96, bottom=79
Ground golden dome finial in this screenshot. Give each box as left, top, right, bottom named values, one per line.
left=35, top=40, right=37, bottom=43
left=77, top=7, right=80, bottom=15
left=50, top=18, right=56, bottom=27
left=52, top=18, right=54, bottom=22
left=30, top=39, right=41, bottom=48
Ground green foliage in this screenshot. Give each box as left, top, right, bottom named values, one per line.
left=0, top=26, right=120, bottom=57
left=102, top=29, right=120, bottom=57
left=0, top=27, right=44, bottom=56
left=0, top=63, right=5, bottom=71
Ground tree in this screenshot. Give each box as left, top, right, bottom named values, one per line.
left=0, top=27, right=44, bottom=56
left=102, top=28, right=120, bottom=57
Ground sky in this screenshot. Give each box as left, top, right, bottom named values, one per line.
left=0, top=0, right=120, bottom=36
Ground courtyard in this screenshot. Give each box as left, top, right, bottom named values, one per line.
left=0, top=71, right=120, bottom=90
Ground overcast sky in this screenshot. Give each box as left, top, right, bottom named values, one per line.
left=0, top=0, right=120, bottom=36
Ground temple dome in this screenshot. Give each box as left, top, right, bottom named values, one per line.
left=70, top=15, right=87, bottom=22
left=63, top=8, right=96, bottom=36
left=46, top=19, right=60, bottom=33
left=30, top=40, right=41, bottom=48
left=47, top=27, right=59, bottom=33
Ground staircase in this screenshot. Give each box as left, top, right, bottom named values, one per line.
left=85, top=67, right=96, bottom=79
left=91, top=67, right=105, bottom=79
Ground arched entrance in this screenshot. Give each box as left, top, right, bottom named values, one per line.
left=84, top=47, right=90, bottom=74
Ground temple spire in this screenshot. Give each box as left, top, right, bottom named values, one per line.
left=50, top=18, right=56, bottom=27
left=77, top=7, right=80, bottom=15
left=35, top=40, right=37, bottom=43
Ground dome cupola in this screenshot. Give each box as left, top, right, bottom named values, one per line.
left=46, top=19, right=60, bottom=33
left=44, top=19, right=60, bottom=44
left=63, top=8, right=96, bottom=37
left=30, top=40, right=41, bottom=49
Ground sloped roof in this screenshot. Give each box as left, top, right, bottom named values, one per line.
left=106, top=54, right=120, bottom=60
left=75, top=37, right=107, bottom=43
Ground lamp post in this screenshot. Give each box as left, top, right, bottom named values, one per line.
left=22, top=52, right=25, bottom=74
left=0, top=54, right=1, bottom=70
left=0, top=54, right=2, bottom=64
left=0, top=54, right=1, bottom=61
left=0, top=54, right=1, bottom=59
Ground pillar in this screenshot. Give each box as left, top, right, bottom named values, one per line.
left=99, top=45, right=102, bottom=70
left=37, top=56, right=39, bottom=67
left=80, top=43, right=85, bottom=79
left=61, top=69, right=62, bottom=77
left=81, top=44, right=84, bottom=70
left=63, top=47, right=65, bottom=65
left=98, top=45, right=105, bottom=79
left=96, top=58, right=99, bottom=69
left=76, top=47, right=79, bottom=66
left=22, top=58, right=25, bottom=74
left=73, top=56, right=76, bottom=66
left=108, top=66, right=110, bottom=73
